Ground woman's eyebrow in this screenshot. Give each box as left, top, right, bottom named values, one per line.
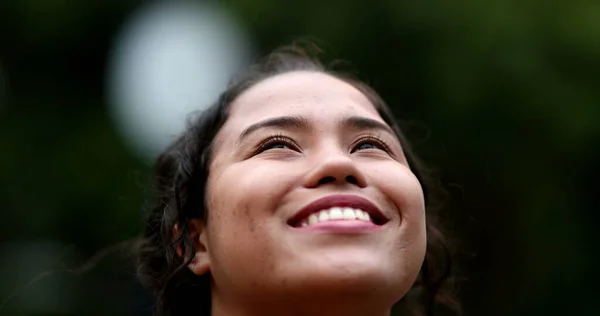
left=237, top=115, right=395, bottom=144
left=238, top=115, right=310, bottom=143
left=341, top=116, right=395, bottom=135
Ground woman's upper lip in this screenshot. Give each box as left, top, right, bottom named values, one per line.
left=287, top=194, right=388, bottom=226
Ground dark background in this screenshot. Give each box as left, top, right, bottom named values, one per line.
left=1, top=1, right=599, bottom=315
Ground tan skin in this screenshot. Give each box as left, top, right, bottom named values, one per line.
left=186, top=71, right=427, bottom=316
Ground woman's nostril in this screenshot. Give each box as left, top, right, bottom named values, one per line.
left=316, top=175, right=360, bottom=186
left=318, top=176, right=336, bottom=185
left=345, top=175, right=358, bottom=185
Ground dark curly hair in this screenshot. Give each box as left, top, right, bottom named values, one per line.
left=137, top=43, right=459, bottom=316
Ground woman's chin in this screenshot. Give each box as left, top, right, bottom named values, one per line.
left=280, top=259, right=409, bottom=298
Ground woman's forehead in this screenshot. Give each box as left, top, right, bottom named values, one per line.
left=226, top=71, right=383, bottom=127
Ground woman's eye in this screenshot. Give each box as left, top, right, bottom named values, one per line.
left=351, top=137, right=389, bottom=153
left=355, top=142, right=378, bottom=150
left=267, top=143, right=289, bottom=149
left=257, top=137, right=300, bottom=153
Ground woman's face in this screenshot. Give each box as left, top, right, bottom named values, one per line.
left=200, top=71, right=426, bottom=308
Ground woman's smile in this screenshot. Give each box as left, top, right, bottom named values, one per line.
left=287, top=194, right=389, bottom=232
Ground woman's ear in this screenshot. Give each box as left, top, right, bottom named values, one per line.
left=174, top=219, right=211, bottom=276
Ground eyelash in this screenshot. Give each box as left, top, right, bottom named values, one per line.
left=255, top=134, right=391, bottom=155
left=350, top=135, right=391, bottom=153
left=256, top=134, right=300, bottom=153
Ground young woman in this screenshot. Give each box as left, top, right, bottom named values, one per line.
left=137, top=45, right=456, bottom=316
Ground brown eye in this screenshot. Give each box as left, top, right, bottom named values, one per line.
left=257, top=136, right=300, bottom=153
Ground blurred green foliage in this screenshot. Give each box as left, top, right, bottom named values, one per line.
left=1, top=0, right=599, bottom=315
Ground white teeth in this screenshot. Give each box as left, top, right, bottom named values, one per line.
left=329, top=207, right=343, bottom=220
left=298, top=207, right=373, bottom=227
left=318, top=211, right=330, bottom=221
left=356, top=209, right=370, bottom=221
left=308, top=214, right=318, bottom=225
left=342, top=207, right=356, bottom=219
left=363, top=212, right=371, bottom=221
left=355, top=209, right=365, bottom=219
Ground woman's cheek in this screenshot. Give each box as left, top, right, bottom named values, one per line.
left=386, top=167, right=424, bottom=203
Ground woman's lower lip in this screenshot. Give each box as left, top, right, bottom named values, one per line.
left=292, top=220, right=381, bottom=232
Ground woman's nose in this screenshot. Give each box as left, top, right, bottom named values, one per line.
left=303, top=151, right=367, bottom=189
